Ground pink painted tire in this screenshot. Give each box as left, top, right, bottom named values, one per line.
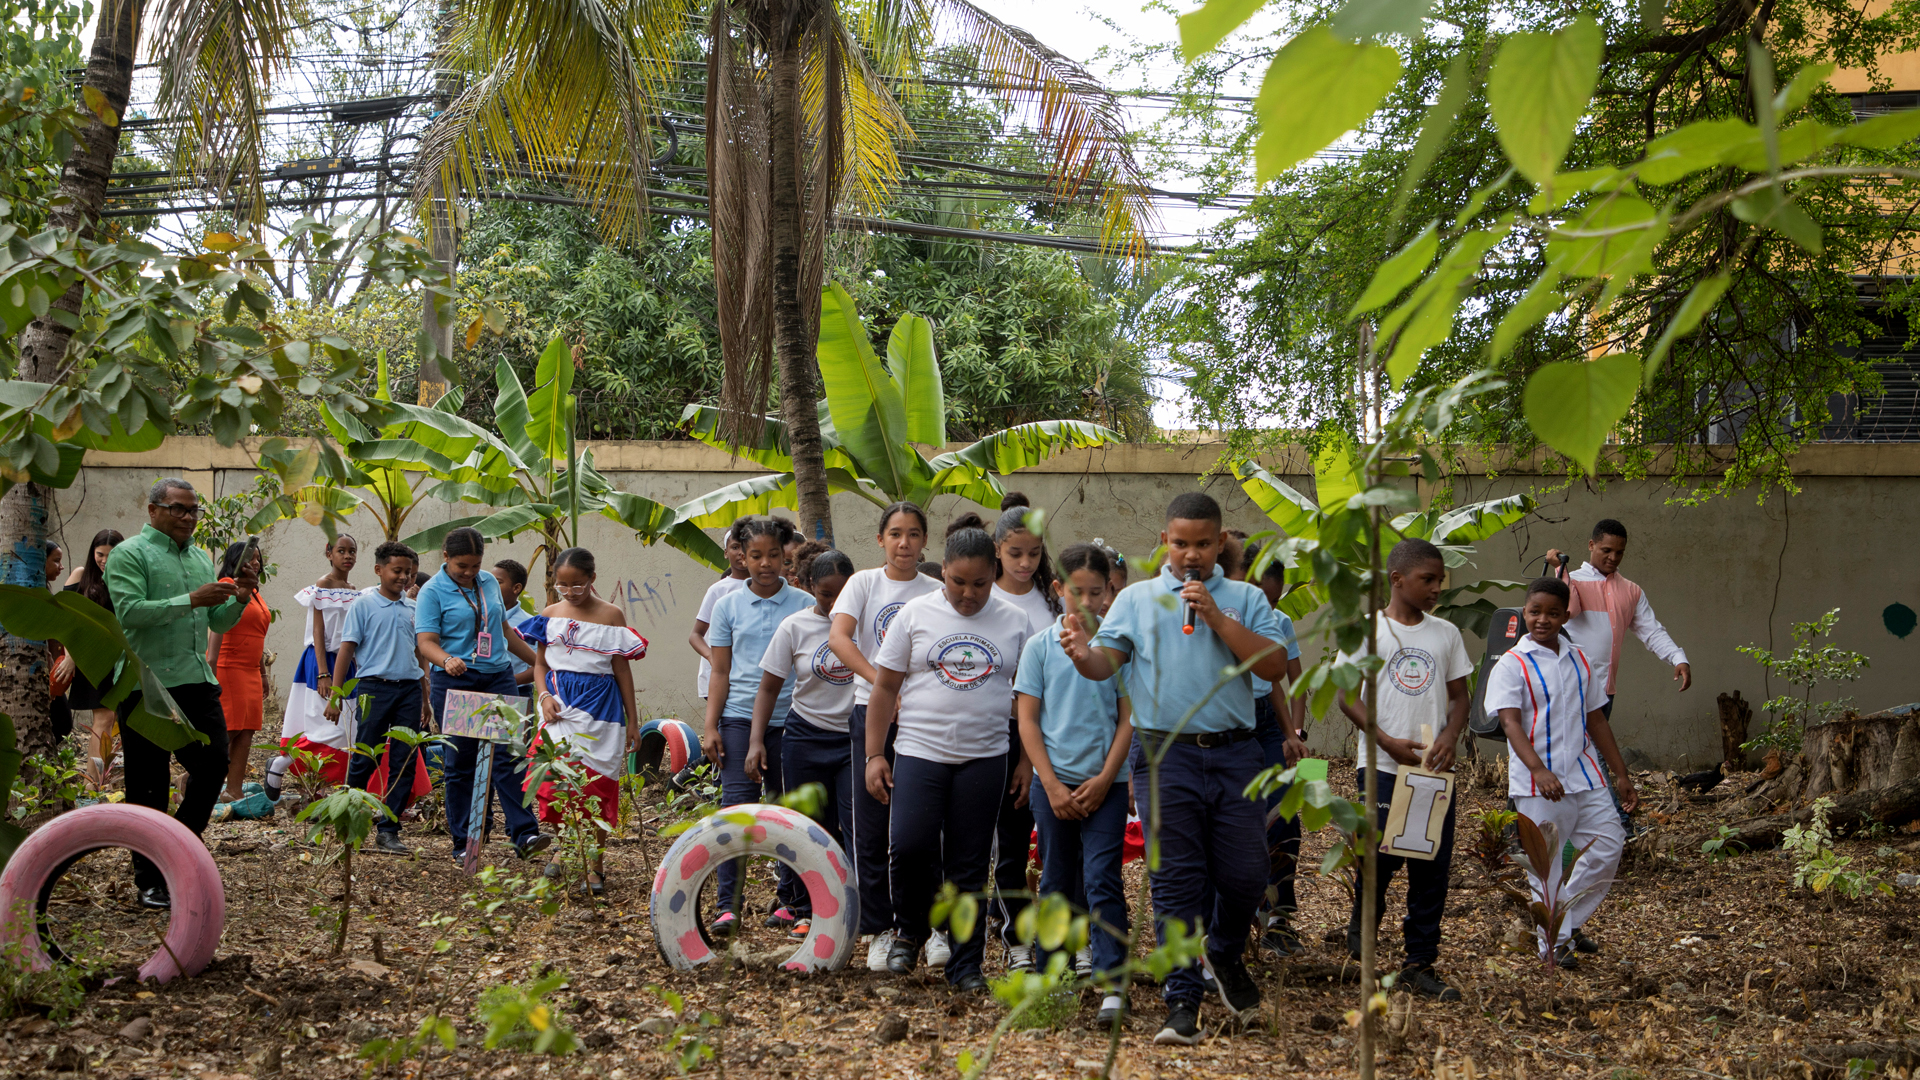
left=0, top=804, right=224, bottom=984
left=651, top=803, right=857, bottom=972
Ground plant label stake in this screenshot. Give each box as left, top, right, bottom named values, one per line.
left=444, top=690, right=525, bottom=875
left=1381, top=725, right=1454, bottom=860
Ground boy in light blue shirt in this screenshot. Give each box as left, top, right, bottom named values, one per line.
left=328, top=542, right=427, bottom=855
left=1061, top=492, right=1291, bottom=1044
left=1016, top=544, right=1133, bottom=1026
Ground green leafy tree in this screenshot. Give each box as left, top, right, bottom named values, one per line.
left=296, top=786, right=393, bottom=956
left=1156, top=0, right=1920, bottom=501
left=676, top=282, right=1122, bottom=531
left=1738, top=608, right=1871, bottom=753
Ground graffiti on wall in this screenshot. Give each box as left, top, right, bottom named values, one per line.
left=606, top=575, right=679, bottom=626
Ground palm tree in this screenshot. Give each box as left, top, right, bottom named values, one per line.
left=417, top=0, right=1155, bottom=543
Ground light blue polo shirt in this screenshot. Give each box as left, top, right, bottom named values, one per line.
left=1015, top=616, right=1128, bottom=784
left=341, top=589, right=421, bottom=681
left=1251, top=611, right=1302, bottom=698
left=415, top=568, right=512, bottom=673
left=707, top=581, right=813, bottom=724
left=1093, top=564, right=1284, bottom=734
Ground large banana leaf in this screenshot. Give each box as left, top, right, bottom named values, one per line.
left=428, top=480, right=533, bottom=509
left=493, top=357, right=542, bottom=468
left=888, top=313, right=945, bottom=447
left=680, top=402, right=856, bottom=474
left=1429, top=493, right=1537, bottom=545
left=1234, top=460, right=1322, bottom=540
left=599, top=491, right=728, bottom=573
left=1313, top=435, right=1364, bottom=510
left=0, top=586, right=199, bottom=751
left=817, top=282, right=927, bottom=500
left=924, top=421, right=1122, bottom=505
left=401, top=505, right=551, bottom=551
left=525, top=335, right=575, bottom=468
left=674, top=473, right=801, bottom=530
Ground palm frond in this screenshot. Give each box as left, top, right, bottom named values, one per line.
left=147, top=0, right=307, bottom=229
left=919, top=0, right=1158, bottom=259
left=414, top=0, right=695, bottom=246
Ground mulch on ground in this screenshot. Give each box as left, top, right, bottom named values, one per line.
left=8, top=747, right=1919, bottom=1079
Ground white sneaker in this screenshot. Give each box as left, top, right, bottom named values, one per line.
left=925, top=930, right=952, bottom=968
left=1006, top=943, right=1034, bottom=972
left=866, top=930, right=897, bottom=972
left=1075, top=946, right=1094, bottom=979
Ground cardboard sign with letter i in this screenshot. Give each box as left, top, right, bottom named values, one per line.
left=1380, top=724, right=1455, bottom=860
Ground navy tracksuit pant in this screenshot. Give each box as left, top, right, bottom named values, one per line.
left=1349, top=766, right=1456, bottom=969
left=889, top=753, right=1004, bottom=984
left=714, top=716, right=801, bottom=917
left=780, top=711, right=856, bottom=920
left=347, top=676, right=423, bottom=835
left=848, top=705, right=897, bottom=935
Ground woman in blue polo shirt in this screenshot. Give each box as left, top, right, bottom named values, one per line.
left=415, top=527, right=549, bottom=861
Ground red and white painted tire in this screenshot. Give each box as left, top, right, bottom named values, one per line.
left=0, top=804, right=224, bottom=984
left=636, top=718, right=703, bottom=778
left=651, top=803, right=857, bottom=973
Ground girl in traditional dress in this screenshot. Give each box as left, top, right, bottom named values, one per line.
left=209, top=541, right=272, bottom=798
left=522, top=547, right=647, bottom=894
left=274, top=536, right=361, bottom=791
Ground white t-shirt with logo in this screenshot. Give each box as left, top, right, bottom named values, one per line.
left=695, top=576, right=747, bottom=698
left=829, top=568, right=942, bottom=706
left=992, top=581, right=1058, bottom=636
left=1339, top=611, right=1474, bottom=773
left=873, top=590, right=1031, bottom=764
left=761, top=608, right=857, bottom=732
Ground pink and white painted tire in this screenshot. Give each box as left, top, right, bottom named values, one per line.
left=651, top=802, right=857, bottom=972
left=0, top=804, right=224, bottom=984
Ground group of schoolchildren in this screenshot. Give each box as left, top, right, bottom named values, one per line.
left=268, top=491, right=1679, bottom=1046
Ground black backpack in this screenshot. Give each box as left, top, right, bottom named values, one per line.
left=1467, top=607, right=1525, bottom=740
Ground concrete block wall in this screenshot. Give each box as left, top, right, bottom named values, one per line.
left=52, top=439, right=1917, bottom=768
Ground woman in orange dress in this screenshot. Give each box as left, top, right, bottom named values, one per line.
left=208, top=542, right=272, bottom=800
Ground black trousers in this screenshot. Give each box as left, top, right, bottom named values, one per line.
left=118, top=682, right=230, bottom=891
left=847, top=705, right=897, bottom=935
left=890, top=753, right=1004, bottom=984
left=1349, top=767, right=1457, bottom=969
left=345, top=678, right=423, bottom=836
left=992, top=718, right=1033, bottom=944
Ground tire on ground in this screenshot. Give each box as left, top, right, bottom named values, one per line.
left=0, top=804, right=224, bottom=984
left=651, top=802, right=857, bottom=972
left=633, top=718, right=703, bottom=783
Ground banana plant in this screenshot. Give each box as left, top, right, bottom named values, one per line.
left=677, top=283, right=1123, bottom=529
left=1236, top=446, right=1536, bottom=634
left=387, top=336, right=724, bottom=596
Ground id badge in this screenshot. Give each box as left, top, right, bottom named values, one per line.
left=475, top=630, right=493, bottom=659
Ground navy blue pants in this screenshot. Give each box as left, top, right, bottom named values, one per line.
left=781, top=712, right=855, bottom=919
left=347, top=677, right=423, bottom=836
left=714, top=716, right=801, bottom=916
left=1350, top=767, right=1456, bottom=969
left=1253, top=696, right=1303, bottom=916
left=1133, top=733, right=1267, bottom=1007
left=848, top=705, right=897, bottom=935
left=432, top=668, right=542, bottom=850
left=890, top=753, right=1004, bottom=984
left=993, top=718, right=1032, bottom=944
left=1030, top=777, right=1130, bottom=977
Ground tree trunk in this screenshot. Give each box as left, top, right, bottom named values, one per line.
left=764, top=8, right=834, bottom=546
left=1717, top=690, right=1751, bottom=771
left=1, top=0, right=141, bottom=756
left=1718, top=773, right=1920, bottom=851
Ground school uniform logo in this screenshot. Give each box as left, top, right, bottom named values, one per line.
left=928, top=633, right=1002, bottom=691
left=1221, top=606, right=1244, bottom=624
left=811, top=641, right=854, bottom=685
left=1387, top=646, right=1438, bottom=696
left=874, top=603, right=905, bottom=644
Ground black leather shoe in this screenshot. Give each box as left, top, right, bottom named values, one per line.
left=137, top=886, right=171, bottom=911
left=1571, top=928, right=1600, bottom=954
left=954, top=973, right=988, bottom=993
left=886, top=939, right=919, bottom=975
left=371, top=832, right=413, bottom=856
left=514, top=832, right=554, bottom=859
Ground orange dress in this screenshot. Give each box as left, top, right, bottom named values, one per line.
left=216, top=581, right=271, bottom=732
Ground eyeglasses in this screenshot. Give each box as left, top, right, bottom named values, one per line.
left=556, top=582, right=593, bottom=596
left=153, top=502, right=205, bottom=520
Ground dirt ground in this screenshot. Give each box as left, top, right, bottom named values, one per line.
left=7, top=745, right=1920, bottom=1080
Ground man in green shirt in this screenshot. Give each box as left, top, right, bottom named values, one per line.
left=105, top=477, right=259, bottom=911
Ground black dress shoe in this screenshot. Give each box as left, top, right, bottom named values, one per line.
left=954, top=973, right=989, bottom=993
left=137, top=886, right=171, bottom=911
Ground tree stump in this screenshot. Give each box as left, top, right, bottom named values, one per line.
left=1716, top=690, right=1751, bottom=771
left=1801, top=710, right=1920, bottom=803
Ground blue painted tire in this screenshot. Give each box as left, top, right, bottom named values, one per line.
left=651, top=803, right=858, bottom=972
left=633, top=718, right=703, bottom=783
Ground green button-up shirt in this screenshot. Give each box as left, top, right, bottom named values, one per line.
left=105, top=524, right=244, bottom=688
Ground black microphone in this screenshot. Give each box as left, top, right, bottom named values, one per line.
left=1181, top=567, right=1201, bottom=635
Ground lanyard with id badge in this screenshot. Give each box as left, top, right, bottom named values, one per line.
left=458, top=580, right=493, bottom=660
